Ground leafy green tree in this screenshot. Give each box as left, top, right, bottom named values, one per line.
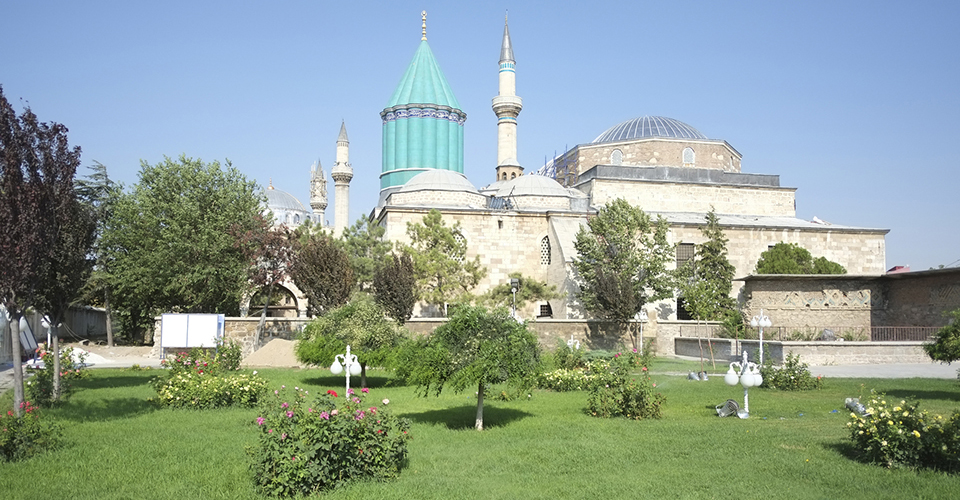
left=677, top=208, right=736, bottom=321
left=0, top=85, right=84, bottom=415
left=373, top=252, right=417, bottom=324
left=36, top=183, right=97, bottom=402
left=755, top=242, right=846, bottom=275
left=402, top=209, right=486, bottom=315
left=101, top=155, right=262, bottom=342
left=924, top=308, right=960, bottom=364
left=295, top=294, right=405, bottom=387
left=572, top=199, right=674, bottom=349
left=480, top=272, right=563, bottom=314
left=342, top=217, right=392, bottom=292
left=288, top=232, right=354, bottom=317
left=395, top=305, right=541, bottom=430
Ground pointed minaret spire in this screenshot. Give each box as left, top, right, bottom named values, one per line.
left=331, top=121, right=353, bottom=237
left=421, top=10, right=427, bottom=41
left=309, top=158, right=327, bottom=214
left=492, top=14, right=523, bottom=181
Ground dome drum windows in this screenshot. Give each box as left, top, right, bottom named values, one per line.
left=611, top=149, right=623, bottom=166
left=682, top=147, right=696, bottom=167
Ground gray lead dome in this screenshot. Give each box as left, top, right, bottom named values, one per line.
left=592, top=116, right=707, bottom=143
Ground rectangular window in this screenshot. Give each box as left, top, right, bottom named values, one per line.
left=676, top=243, right=695, bottom=267
left=538, top=303, right=553, bottom=318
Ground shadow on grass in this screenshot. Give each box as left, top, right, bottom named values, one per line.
left=883, top=389, right=960, bottom=404
left=74, top=374, right=155, bottom=391
left=824, top=440, right=863, bottom=463
left=300, top=374, right=399, bottom=390
left=53, top=397, right=156, bottom=423
left=400, top=405, right=533, bottom=430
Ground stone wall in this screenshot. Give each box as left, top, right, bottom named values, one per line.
left=588, top=178, right=797, bottom=217
left=674, top=337, right=929, bottom=365
left=879, top=270, right=960, bottom=327
left=152, top=317, right=310, bottom=359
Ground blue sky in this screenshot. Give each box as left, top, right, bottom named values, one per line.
left=3, top=1, right=958, bottom=270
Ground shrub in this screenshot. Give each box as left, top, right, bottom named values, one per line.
left=26, top=345, right=88, bottom=406
left=848, top=392, right=960, bottom=472
left=759, top=353, right=823, bottom=391
left=249, top=386, right=411, bottom=496
left=552, top=339, right=585, bottom=370
left=0, top=401, right=62, bottom=462
left=152, top=347, right=266, bottom=408
left=586, top=367, right=665, bottom=420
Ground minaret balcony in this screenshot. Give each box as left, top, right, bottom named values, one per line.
left=492, top=95, right=523, bottom=115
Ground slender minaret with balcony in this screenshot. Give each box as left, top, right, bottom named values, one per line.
left=492, top=15, right=523, bottom=182
left=331, top=121, right=352, bottom=236
left=309, top=157, right=328, bottom=220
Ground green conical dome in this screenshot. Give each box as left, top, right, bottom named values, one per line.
left=387, top=41, right=462, bottom=109
left=381, top=39, right=466, bottom=191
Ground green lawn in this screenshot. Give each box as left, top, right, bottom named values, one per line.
left=2, top=367, right=959, bottom=499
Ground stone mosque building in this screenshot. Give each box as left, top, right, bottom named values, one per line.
left=271, top=13, right=890, bottom=322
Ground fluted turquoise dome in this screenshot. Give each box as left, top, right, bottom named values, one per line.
left=381, top=40, right=466, bottom=190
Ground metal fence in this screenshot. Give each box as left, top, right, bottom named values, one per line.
left=678, top=324, right=939, bottom=342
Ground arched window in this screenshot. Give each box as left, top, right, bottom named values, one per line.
left=511, top=172, right=517, bottom=179
left=682, top=147, right=695, bottom=166
left=293, top=214, right=301, bottom=224
left=540, top=236, right=551, bottom=266
left=611, top=149, right=623, bottom=165
left=284, top=213, right=291, bottom=224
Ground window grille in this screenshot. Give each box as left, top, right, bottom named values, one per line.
left=611, top=149, right=623, bottom=165
left=676, top=243, right=695, bottom=266
left=682, top=147, right=695, bottom=166
left=538, top=303, right=553, bottom=318
left=541, top=236, right=551, bottom=265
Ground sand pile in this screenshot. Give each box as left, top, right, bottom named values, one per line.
left=241, top=338, right=307, bottom=368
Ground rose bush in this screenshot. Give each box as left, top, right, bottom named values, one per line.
left=249, top=386, right=410, bottom=496
left=0, top=401, right=61, bottom=462
left=848, top=391, right=960, bottom=472
left=26, top=345, right=87, bottom=406
left=151, top=345, right=266, bottom=408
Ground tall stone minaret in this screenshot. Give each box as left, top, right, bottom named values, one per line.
left=309, top=158, right=328, bottom=221
left=492, top=15, right=523, bottom=182
left=331, top=121, right=352, bottom=236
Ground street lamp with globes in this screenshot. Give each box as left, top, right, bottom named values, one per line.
left=330, top=345, right=362, bottom=396
left=750, top=309, right=772, bottom=364
left=723, top=350, right=764, bottom=418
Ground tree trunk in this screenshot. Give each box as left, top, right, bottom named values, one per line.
left=475, top=381, right=484, bottom=431
left=10, top=313, right=25, bottom=417
left=52, top=324, right=61, bottom=402
left=254, top=284, right=274, bottom=352
left=104, top=288, right=114, bottom=347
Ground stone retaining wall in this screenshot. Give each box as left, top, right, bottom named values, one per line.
left=674, top=337, right=929, bottom=365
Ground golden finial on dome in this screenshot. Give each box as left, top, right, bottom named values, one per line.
left=268, top=178, right=274, bottom=190
left=421, top=10, right=427, bottom=40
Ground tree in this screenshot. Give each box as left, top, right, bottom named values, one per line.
left=480, top=272, right=563, bottom=313
left=75, top=161, right=120, bottom=346
left=295, top=294, right=405, bottom=387
left=677, top=208, right=736, bottom=322
left=923, top=308, right=960, bottom=364
left=288, top=232, right=354, bottom=317
left=234, top=214, right=295, bottom=350
left=373, top=252, right=417, bottom=324
left=395, top=305, right=540, bottom=430
left=101, top=155, right=262, bottom=341
left=754, top=242, right=847, bottom=275
left=36, top=181, right=96, bottom=401
left=572, top=199, right=674, bottom=349
left=402, top=209, right=486, bottom=315
left=0, top=85, right=83, bottom=415
left=342, top=217, right=392, bottom=292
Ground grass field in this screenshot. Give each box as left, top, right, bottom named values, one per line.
left=2, top=361, right=959, bottom=499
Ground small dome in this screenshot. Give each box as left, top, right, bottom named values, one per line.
left=397, top=169, right=479, bottom=194
left=265, top=188, right=307, bottom=212
left=496, top=174, right=569, bottom=198
left=593, top=116, right=707, bottom=143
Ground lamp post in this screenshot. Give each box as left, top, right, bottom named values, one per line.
left=637, top=309, right=648, bottom=353
left=330, top=344, right=362, bottom=396
left=750, top=309, right=772, bottom=365
left=723, top=350, right=764, bottom=418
